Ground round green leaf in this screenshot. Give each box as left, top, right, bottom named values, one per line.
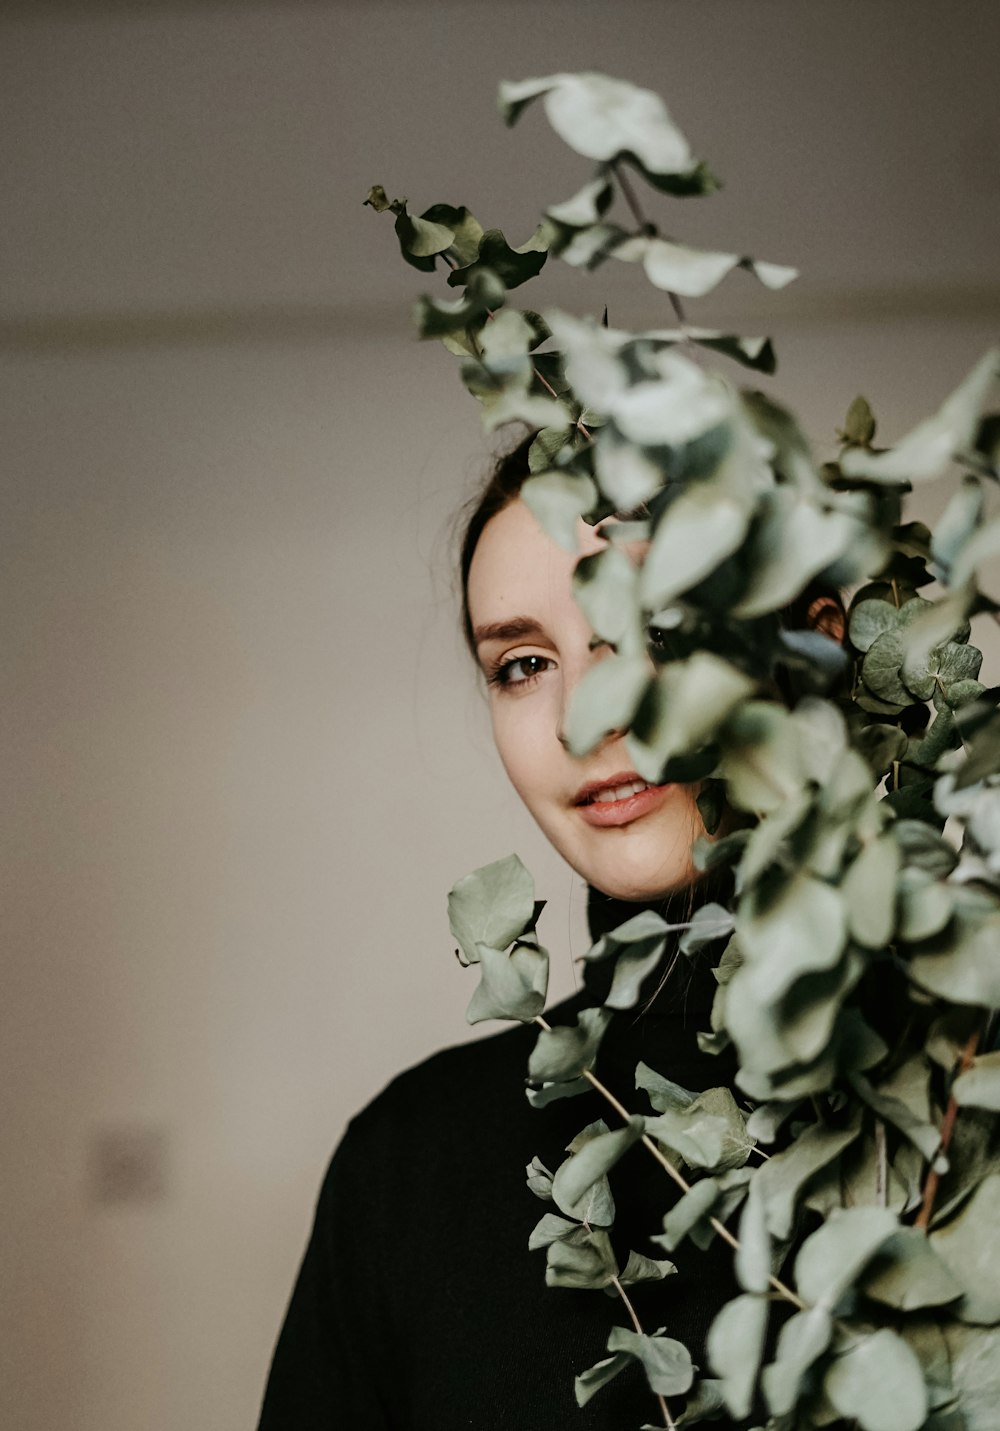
left=824, top=1328, right=927, bottom=1431
left=447, top=853, right=536, bottom=962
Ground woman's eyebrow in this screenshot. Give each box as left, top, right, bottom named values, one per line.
left=472, top=617, right=546, bottom=648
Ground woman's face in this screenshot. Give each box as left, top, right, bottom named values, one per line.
left=466, top=497, right=706, bottom=902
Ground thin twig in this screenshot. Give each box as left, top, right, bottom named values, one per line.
left=874, top=1118, right=888, bottom=1208
left=915, top=1027, right=981, bottom=1230
left=529, top=360, right=592, bottom=443
left=610, top=1274, right=676, bottom=1430
left=612, top=161, right=688, bottom=331
left=614, top=161, right=651, bottom=232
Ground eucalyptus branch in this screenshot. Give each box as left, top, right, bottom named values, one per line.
left=528, top=359, right=593, bottom=443
left=613, top=161, right=652, bottom=233
left=609, top=1272, right=676, bottom=1431
left=612, top=160, right=687, bottom=329
left=874, top=1118, right=888, bottom=1208
left=534, top=1016, right=806, bottom=1311
left=914, top=1027, right=981, bottom=1230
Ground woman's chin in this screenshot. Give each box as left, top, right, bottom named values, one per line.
left=571, top=859, right=698, bottom=904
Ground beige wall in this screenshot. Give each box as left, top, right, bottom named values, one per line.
left=2, top=4, right=999, bottom=1429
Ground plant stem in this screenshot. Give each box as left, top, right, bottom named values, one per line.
left=535, top=1016, right=806, bottom=1310
left=874, top=1118, right=888, bottom=1208
left=915, top=1027, right=981, bottom=1229
left=529, top=360, right=592, bottom=443
left=609, top=1275, right=676, bottom=1430
left=614, top=161, right=651, bottom=232
left=612, top=160, right=688, bottom=331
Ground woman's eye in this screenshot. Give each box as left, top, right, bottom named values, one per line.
left=491, top=654, right=553, bottom=689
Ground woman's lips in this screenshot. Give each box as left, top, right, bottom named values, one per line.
left=574, top=772, right=674, bottom=828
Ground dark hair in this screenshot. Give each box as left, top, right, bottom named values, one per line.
left=457, top=430, right=847, bottom=695
left=458, top=429, right=537, bottom=658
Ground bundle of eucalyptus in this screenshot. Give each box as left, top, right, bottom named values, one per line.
left=368, top=73, right=1000, bottom=1431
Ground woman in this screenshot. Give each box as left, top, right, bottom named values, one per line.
left=257, top=433, right=845, bottom=1430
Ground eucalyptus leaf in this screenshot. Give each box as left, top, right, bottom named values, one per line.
left=636, top=327, right=777, bottom=374
left=544, top=1223, right=618, bottom=1289
left=562, top=653, right=651, bottom=757
left=737, top=873, right=847, bottom=997
left=480, top=389, right=572, bottom=435
left=544, top=310, right=630, bottom=412
left=614, top=233, right=797, bottom=297
left=735, top=1174, right=770, bottom=1293
left=849, top=598, right=899, bottom=653
left=573, top=546, right=641, bottom=647
left=676, top=1379, right=727, bottom=1426
left=627, top=652, right=755, bottom=782
left=525, top=1154, right=554, bottom=1200
left=860, top=1226, right=963, bottom=1310
left=894, top=819, right=959, bottom=877
left=654, top=1177, right=721, bottom=1252
left=646, top=1087, right=752, bottom=1175
left=499, top=72, right=697, bottom=180
left=605, top=933, right=668, bottom=1010
left=950, top=513, right=1000, bottom=588
left=897, top=868, right=954, bottom=943
left=526, top=1075, right=591, bottom=1108
left=930, top=1173, right=1000, bottom=1323
left=585, top=908, right=669, bottom=963
left=862, top=630, right=913, bottom=705
left=842, top=394, right=877, bottom=445
left=841, top=834, right=900, bottom=949
left=933, top=475, right=986, bottom=576
left=551, top=1117, right=643, bottom=1223
left=612, top=364, right=733, bottom=449
left=448, top=853, right=536, bottom=962
left=414, top=267, right=507, bottom=337
left=761, top=1304, right=833, bottom=1417
left=732, top=493, right=856, bottom=619
left=909, top=908, right=1000, bottom=1007
left=593, top=429, right=664, bottom=509
left=823, top=1328, right=928, bottom=1431
left=546, top=175, right=614, bottom=230
left=679, top=902, right=735, bottom=955
left=793, top=1206, right=900, bottom=1308
left=520, top=470, right=597, bottom=552
left=953, top=1050, right=1000, bottom=1110
left=706, top=1292, right=769, bottom=1420
left=419, top=202, right=484, bottom=266
left=754, top=1110, right=862, bottom=1239
left=617, top=1248, right=678, bottom=1287
left=573, top=1348, right=632, bottom=1407
left=635, top=1063, right=696, bottom=1113
left=528, top=425, right=573, bottom=473
left=639, top=484, right=751, bottom=609
left=466, top=940, right=549, bottom=1024
left=446, top=227, right=548, bottom=291
left=944, top=1323, right=1000, bottom=1430
left=718, top=702, right=806, bottom=814
left=840, top=347, right=1000, bottom=484
left=606, top=1325, right=695, bottom=1397
left=527, top=1211, right=577, bottom=1249
left=849, top=1062, right=942, bottom=1167
left=528, top=1007, right=611, bottom=1085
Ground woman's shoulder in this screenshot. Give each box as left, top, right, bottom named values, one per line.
left=349, top=1017, right=541, bottom=1141
left=333, top=991, right=590, bottom=1178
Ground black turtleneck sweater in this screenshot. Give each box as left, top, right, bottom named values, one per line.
left=257, top=889, right=747, bottom=1429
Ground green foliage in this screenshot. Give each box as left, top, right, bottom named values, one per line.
left=396, top=66, right=1000, bottom=1430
